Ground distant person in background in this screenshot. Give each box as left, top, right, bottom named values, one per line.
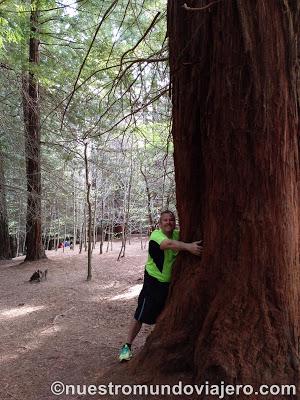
left=119, top=210, right=203, bottom=361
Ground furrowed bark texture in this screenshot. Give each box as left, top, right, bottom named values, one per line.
left=24, top=2, right=45, bottom=261
left=132, top=0, right=300, bottom=394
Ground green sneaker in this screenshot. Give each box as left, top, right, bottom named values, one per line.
left=119, top=344, right=132, bottom=362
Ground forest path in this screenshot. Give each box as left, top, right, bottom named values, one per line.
left=0, top=239, right=152, bottom=400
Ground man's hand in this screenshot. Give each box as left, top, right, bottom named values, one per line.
left=160, top=239, right=203, bottom=255
left=187, top=241, right=203, bottom=256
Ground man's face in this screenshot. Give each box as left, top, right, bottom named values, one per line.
left=160, top=213, right=176, bottom=236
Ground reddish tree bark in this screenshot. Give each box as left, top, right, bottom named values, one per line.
left=131, top=0, right=300, bottom=396
left=23, top=1, right=45, bottom=261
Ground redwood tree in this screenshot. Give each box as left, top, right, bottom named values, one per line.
left=23, top=1, right=45, bottom=261
left=131, top=0, right=300, bottom=394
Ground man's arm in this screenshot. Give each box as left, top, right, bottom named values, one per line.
left=160, top=239, right=203, bottom=256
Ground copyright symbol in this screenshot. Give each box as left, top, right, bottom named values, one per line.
left=51, top=381, right=65, bottom=396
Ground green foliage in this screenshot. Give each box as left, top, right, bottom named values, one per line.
left=1, top=0, right=175, bottom=250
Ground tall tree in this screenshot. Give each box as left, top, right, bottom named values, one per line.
left=132, top=0, right=300, bottom=392
left=23, top=0, right=45, bottom=261
left=0, top=151, right=11, bottom=259
left=84, top=141, right=92, bottom=280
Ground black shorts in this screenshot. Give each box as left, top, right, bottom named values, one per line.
left=134, top=271, right=170, bottom=325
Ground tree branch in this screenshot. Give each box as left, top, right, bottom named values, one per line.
left=89, top=87, right=169, bottom=139
left=60, top=0, right=118, bottom=129
left=182, top=0, right=221, bottom=11
left=119, top=11, right=161, bottom=70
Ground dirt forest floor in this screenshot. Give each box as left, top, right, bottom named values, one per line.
left=0, top=239, right=155, bottom=400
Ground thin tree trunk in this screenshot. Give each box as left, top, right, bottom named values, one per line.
left=55, top=207, right=60, bottom=251
left=63, top=205, right=67, bottom=253
left=79, top=220, right=84, bottom=254
left=93, top=181, right=97, bottom=251
left=140, top=167, right=155, bottom=232
left=0, top=153, right=11, bottom=259
left=84, top=142, right=92, bottom=281
left=117, top=143, right=134, bottom=260
left=139, top=222, right=143, bottom=250
left=73, top=170, right=77, bottom=250
left=16, top=197, right=22, bottom=257
left=99, top=199, right=104, bottom=255
left=110, top=203, right=114, bottom=251
left=84, top=203, right=87, bottom=252
left=45, top=205, right=53, bottom=250
left=106, top=207, right=112, bottom=253
left=128, top=226, right=131, bottom=245
left=106, top=227, right=110, bottom=252
left=110, top=223, right=113, bottom=251
left=22, top=233, right=26, bottom=255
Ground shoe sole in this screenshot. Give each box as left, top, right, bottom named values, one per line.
left=119, top=356, right=132, bottom=362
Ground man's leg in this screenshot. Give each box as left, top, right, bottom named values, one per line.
left=126, top=319, right=142, bottom=345
left=119, top=320, right=142, bottom=361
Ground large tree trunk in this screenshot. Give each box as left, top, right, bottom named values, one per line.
left=132, top=0, right=300, bottom=394
left=23, top=0, right=45, bottom=261
left=0, top=153, right=11, bottom=259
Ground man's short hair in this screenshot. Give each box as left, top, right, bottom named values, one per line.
left=159, top=210, right=175, bottom=221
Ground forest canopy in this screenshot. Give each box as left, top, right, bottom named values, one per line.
left=0, top=0, right=173, bottom=260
